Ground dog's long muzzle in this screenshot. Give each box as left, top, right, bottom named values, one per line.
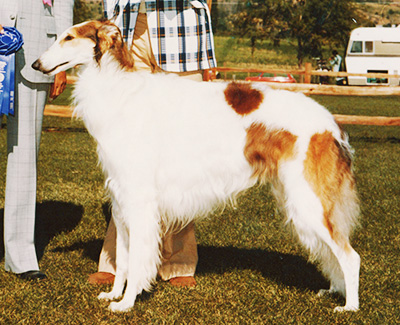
left=32, top=59, right=70, bottom=75
left=31, top=59, right=43, bottom=72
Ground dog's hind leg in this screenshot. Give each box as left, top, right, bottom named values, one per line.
left=313, top=177, right=360, bottom=312
left=108, top=197, right=162, bottom=312
left=277, top=173, right=360, bottom=311
left=276, top=133, right=360, bottom=311
left=315, top=240, right=360, bottom=312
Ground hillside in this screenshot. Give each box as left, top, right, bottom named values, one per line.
left=356, top=1, right=400, bottom=26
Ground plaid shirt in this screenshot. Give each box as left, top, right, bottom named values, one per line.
left=103, top=0, right=217, bottom=72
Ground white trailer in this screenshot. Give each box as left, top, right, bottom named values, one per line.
left=345, top=26, right=400, bottom=86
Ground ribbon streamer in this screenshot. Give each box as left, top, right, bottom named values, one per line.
left=0, top=27, right=23, bottom=116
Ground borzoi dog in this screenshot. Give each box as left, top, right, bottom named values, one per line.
left=33, top=21, right=360, bottom=313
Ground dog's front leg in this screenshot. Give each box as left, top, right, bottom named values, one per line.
left=108, top=199, right=161, bottom=312
left=98, top=204, right=128, bottom=302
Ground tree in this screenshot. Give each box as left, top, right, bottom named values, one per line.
left=228, top=0, right=284, bottom=55
left=281, top=0, right=358, bottom=66
left=73, top=0, right=103, bottom=24
left=228, top=0, right=360, bottom=66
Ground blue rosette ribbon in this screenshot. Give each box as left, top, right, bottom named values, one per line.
left=0, top=27, right=24, bottom=116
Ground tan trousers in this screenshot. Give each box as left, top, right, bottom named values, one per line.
left=98, top=13, right=200, bottom=280
left=98, top=219, right=198, bottom=280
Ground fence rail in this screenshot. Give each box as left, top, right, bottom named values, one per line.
left=44, top=104, right=400, bottom=126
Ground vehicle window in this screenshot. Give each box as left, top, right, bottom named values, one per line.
left=365, top=41, right=373, bottom=53
left=350, top=41, right=362, bottom=53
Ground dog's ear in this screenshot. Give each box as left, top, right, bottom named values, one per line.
left=98, top=23, right=122, bottom=47
left=95, top=23, right=123, bottom=63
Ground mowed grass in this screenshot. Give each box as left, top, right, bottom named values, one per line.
left=0, top=94, right=398, bottom=324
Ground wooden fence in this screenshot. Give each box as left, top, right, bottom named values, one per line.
left=44, top=70, right=400, bottom=126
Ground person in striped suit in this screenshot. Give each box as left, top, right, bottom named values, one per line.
left=0, top=0, right=74, bottom=281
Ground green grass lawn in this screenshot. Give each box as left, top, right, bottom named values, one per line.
left=214, top=36, right=301, bottom=69
left=0, top=95, right=398, bottom=323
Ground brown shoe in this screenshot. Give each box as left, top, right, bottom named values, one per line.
left=88, top=272, right=115, bottom=285
left=169, top=276, right=197, bottom=288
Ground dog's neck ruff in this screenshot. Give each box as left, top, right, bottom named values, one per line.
left=97, top=52, right=127, bottom=73
left=96, top=40, right=135, bottom=73
left=72, top=53, right=142, bottom=138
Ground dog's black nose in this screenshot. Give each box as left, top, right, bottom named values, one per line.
left=31, top=59, right=42, bottom=71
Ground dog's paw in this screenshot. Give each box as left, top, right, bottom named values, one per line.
left=108, top=300, right=134, bottom=313
left=317, top=289, right=329, bottom=297
left=98, top=291, right=121, bottom=301
left=316, top=288, right=336, bottom=297
left=334, top=305, right=359, bottom=312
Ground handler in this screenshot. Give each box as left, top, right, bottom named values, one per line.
left=88, top=0, right=216, bottom=287
left=0, top=0, right=74, bottom=280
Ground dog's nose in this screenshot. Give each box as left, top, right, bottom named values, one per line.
left=31, top=59, right=42, bottom=71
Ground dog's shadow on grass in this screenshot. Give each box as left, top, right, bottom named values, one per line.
left=52, top=199, right=329, bottom=295
left=197, top=245, right=329, bottom=293
left=0, top=201, right=83, bottom=262
left=50, top=203, right=111, bottom=262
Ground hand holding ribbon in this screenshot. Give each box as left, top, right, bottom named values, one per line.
left=0, top=27, right=24, bottom=116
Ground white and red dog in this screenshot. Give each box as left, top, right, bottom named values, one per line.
left=33, top=21, right=360, bottom=312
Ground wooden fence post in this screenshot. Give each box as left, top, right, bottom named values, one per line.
left=304, top=62, right=312, bottom=84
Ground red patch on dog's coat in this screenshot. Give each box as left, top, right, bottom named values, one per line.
left=245, top=123, right=298, bottom=180
left=224, top=82, right=264, bottom=115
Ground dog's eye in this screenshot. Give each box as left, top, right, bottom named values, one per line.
left=64, top=35, right=74, bottom=41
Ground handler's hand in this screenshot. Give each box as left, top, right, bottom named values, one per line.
left=49, top=71, right=67, bottom=100
left=0, top=24, right=4, bottom=34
